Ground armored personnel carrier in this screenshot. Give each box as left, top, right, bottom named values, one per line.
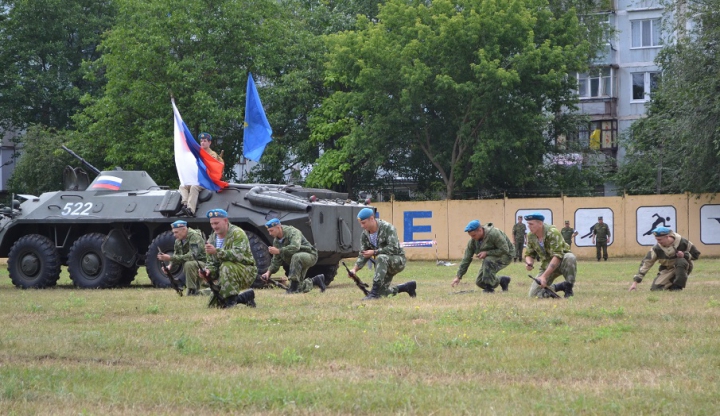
left=0, top=147, right=369, bottom=289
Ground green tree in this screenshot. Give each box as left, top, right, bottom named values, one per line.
left=7, top=125, right=75, bottom=195
left=0, top=0, right=117, bottom=130
left=307, top=0, right=591, bottom=198
left=617, top=0, right=720, bottom=194
left=73, top=0, right=319, bottom=186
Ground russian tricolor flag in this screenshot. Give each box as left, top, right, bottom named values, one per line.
left=90, top=175, right=123, bottom=191
left=172, top=99, right=228, bottom=191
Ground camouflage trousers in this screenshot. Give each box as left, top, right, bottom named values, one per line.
left=513, top=240, right=524, bottom=260
left=528, top=253, right=577, bottom=298
left=650, top=258, right=691, bottom=290
left=596, top=241, right=608, bottom=260
left=186, top=260, right=257, bottom=306
left=371, top=254, right=407, bottom=297
left=283, top=252, right=318, bottom=293
left=475, top=255, right=511, bottom=290
left=183, top=260, right=207, bottom=291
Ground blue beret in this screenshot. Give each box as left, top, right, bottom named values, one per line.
left=524, top=212, right=545, bottom=221
left=598, top=216, right=603, bottom=220
left=265, top=218, right=281, bottom=228
left=171, top=220, right=187, bottom=229
left=464, top=220, right=481, bottom=232
left=207, top=208, right=228, bottom=218
left=199, top=132, right=212, bottom=141
left=357, top=208, right=375, bottom=220
left=652, top=226, right=671, bottom=236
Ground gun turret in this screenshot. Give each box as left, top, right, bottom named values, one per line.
left=61, top=145, right=101, bottom=175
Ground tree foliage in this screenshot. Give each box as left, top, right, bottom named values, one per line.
left=0, top=0, right=116, bottom=130
left=307, top=0, right=592, bottom=198
left=72, top=0, right=320, bottom=186
left=616, top=0, right=720, bottom=194
left=6, top=125, right=75, bottom=195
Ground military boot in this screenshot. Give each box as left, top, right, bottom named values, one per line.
left=286, top=280, right=300, bottom=294
left=499, top=276, right=511, bottom=292
left=482, top=287, right=495, bottom=293
left=553, top=281, right=574, bottom=298
left=186, top=288, right=199, bottom=296
left=362, top=282, right=381, bottom=301
left=218, top=296, right=238, bottom=309
left=235, top=289, right=256, bottom=307
left=311, top=274, right=326, bottom=292
left=396, top=281, right=417, bottom=298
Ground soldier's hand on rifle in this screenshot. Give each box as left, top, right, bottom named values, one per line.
left=205, top=243, right=217, bottom=255
left=538, top=274, right=547, bottom=287
left=157, top=252, right=171, bottom=262
left=349, top=266, right=359, bottom=277
left=261, top=270, right=271, bottom=281
left=361, top=249, right=376, bottom=259
left=451, top=277, right=462, bottom=287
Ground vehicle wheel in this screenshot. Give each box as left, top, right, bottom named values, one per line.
left=117, top=265, right=139, bottom=287
left=146, top=231, right=185, bottom=288
left=247, top=231, right=272, bottom=288
left=67, top=233, right=123, bottom=289
left=7, top=234, right=61, bottom=289
left=308, top=264, right=338, bottom=286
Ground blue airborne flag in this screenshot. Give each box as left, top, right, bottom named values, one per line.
left=243, top=73, right=273, bottom=161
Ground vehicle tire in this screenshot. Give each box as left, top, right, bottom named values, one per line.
left=117, top=265, right=139, bottom=287
left=307, top=263, right=338, bottom=286
left=247, top=231, right=272, bottom=288
left=146, top=231, right=185, bottom=288
left=7, top=234, right=62, bottom=289
left=67, top=233, right=123, bottom=289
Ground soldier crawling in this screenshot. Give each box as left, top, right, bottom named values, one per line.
left=629, top=227, right=701, bottom=291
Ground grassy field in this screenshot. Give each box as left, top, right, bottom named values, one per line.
left=1, top=258, right=719, bottom=415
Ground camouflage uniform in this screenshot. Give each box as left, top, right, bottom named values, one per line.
left=561, top=226, right=575, bottom=247
left=511, top=222, right=527, bottom=261
left=172, top=228, right=208, bottom=291
left=456, top=223, right=513, bottom=290
left=267, top=225, right=318, bottom=293
left=204, top=224, right=257, bottom=307
left=633, top=232, right=701, bottom=290
left=525, top=224, right=576, bottom=297
left=179, top=149, right=223, bottom=214
left=354, top=219, right=406, bottom=297
left=592, top=222, right=611, bottom=260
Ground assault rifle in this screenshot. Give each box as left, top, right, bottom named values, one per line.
left=527, top=274, right=561, bottom=299
left=261, top=274, right=289, bottom=290
left=157, top=250, right=183, bottom=297
left=342, top=261, right=369, bottom=296
left=194, top=232, right=229, bottom=308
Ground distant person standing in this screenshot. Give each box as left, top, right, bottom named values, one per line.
left=592, top=216, right=611, bottom=261
left=629, top=227, right=701, bottom=291
left=511, top=216, right=526, bottom=262
left=561, top=220, right=579, bottom=247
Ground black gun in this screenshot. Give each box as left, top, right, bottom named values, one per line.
left=342, top=261, right=369, bottom=296
left=262, top=275, right=289, bottom=290
left=194, top=233, right=229, bottom=308
left=527, top=274, right=561, bottom=299
left=157, top=250, right=183, bottom=297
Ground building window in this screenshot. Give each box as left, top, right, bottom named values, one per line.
left=632, top=72, right=660, bottom=101
left=576, top=68, right=613, bottom=98
left=631, top=18, right=662, bottom=48
left=577, top=120, right=617, bottom=150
